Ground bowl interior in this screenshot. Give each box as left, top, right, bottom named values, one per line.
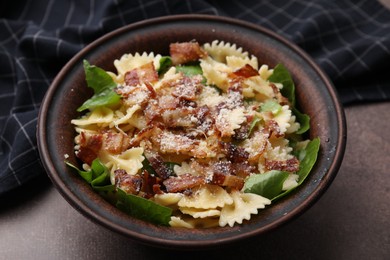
left=37, top=15, right=346, bottom=249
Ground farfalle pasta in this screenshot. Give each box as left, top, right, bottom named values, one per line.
left=68, top=40, right=319, bottom=228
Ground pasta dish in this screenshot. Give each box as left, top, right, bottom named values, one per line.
left=68, top=40, right=319, bottom=228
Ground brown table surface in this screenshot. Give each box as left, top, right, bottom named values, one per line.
left=1, top=102, right=389, bottom=259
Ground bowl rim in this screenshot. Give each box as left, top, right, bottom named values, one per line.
left=37, top=14, right=346, bottom=249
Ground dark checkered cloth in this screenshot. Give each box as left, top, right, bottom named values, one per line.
left=1, top=0, right=390, bottom=194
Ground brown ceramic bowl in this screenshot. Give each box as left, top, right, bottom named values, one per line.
left=37, top=15, right=346, bottom=249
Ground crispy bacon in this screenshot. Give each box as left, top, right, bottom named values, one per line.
left=265, top=119, right=284, bottom=138
left=157, top=95, right=180, bottom=110
left=144, top=82, right=157, bottom=98
left=220, top=142, right=249, bottom=163
left=152, top=184, right=164, bottom=194
left=212, top=161, right=232, bottom=176
left=143, top=149, right=173, bottom=180
left=161, top=108, right=198, bottom=128
left=163, top=173, right=205, bottom=193
left=115, top=84, right=152, bottom=108
left=171, top=75, right=203, bottom=101
left=140, top=170, right=163, bottom=198
left=212, top=173, right=244, bottom=190
left=76, top=132, right=103, bottom=164
left=232, top=161, right=255, bottom=179
left=124, top=62, right=158, bottom=86
left=232, top=64, right=259, bottom=78
left=265, top=157, right=300, bottom=172
left=102, top=131, right=130, bottom=154
left=210, top=161, right=248, bottom=190
left=144, top=100, right=162, bottom=123
left=157, top=131, right=199, bottom=155
left=170, top=42, right=207, bottom=65
left=195, top=105, right=214, bottom=134
left=129, top=125, right=158, bottom=147
left=233, top=121, right=249, bottom=141
left=216, top=85, right=244, bottom=115
left=114, top=169, right=143, bottom=195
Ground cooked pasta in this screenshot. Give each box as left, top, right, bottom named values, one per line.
left=70, top=40, right=315, bottom=228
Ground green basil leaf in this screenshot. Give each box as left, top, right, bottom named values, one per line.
left=90, top=157, right=106, bottom=179
left=116, top=188, right=172, bottom=226
left=268, top=64, right=295, bottom=106
left=158, top=56, right=172, bottom=76
left=261, top=100, right=282, bottom=114
left=90, top=159, right=111, bottom=187
left=244, top=170, right=290, bottom=199
left=84, top=60, right=116, bottom=93
left=293, top=107, right=310, bottom=134
left=175, top=63, right=203, bottom=77
left=77, top=90, right=121, bottom=112
left=65, top=161, right=92, bottom=183
left=175, top=62, right=206, bottom=84
left=66, top=158, right=115, bottom=202
left=141, top=154, right=157, bottom=176
left=296, top=137, right=320, bottom=185
left=248, top=117, right=261, bottom=137
left=66, top=158, right=112, bottom=188
left=77, top=60, right=121, bottom=112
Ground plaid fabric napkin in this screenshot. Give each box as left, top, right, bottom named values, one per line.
left=1, top=0, right=389, bottom=194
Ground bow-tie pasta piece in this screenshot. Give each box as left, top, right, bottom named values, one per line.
left=113, top=52, right=162, bottom=80
left=178, top=184, right=233, bottom=209
left=71, top=107, right=114, bottom=128
left=180, top=207, right=221, bottom=218
left=203, top=40, right=248, bottom=63
left=219, top=191, right=271, bottom=227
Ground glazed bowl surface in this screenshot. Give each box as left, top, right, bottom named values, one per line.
left=37, top=14, right=346, bottom=249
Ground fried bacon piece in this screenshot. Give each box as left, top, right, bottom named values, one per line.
left=163, top=173, right=206, bottom=193
left=139, top=170, right=164, bottom=198
left=265, top=157, right=300, bottom=172
left=231, top=64, right=259, bottom=78
left=232, top=161, right=255, bottom=179
left=169, top=42, right=207, bottom=65
left=129, top=125, right=159, bottom=147
left=212, top=173, right=244, bottom=190
left=217, top=85, right=244, bottom=111
left=156, top=95, right=179, bottom=111
left=124, top=62, right=158, bottom=86
left=102, top=131, right=130, bottom=154
left=220, top=142, right=249, bottom=163
left=195, top=105, right=214, bottom=134
left=114, top=169, right=143, bottom=195
left=211, top=161, right=245, bottom=190
left=265, top=119, right=284, bottom=138
left=144, top=100, right=162, bottom=123
left=161, top=108, right=198, bottom=128
left=77, top=131, right=131, bottom=163
left=143, top=149, right=173, bottom=180
left=157, top=131, right=199, bottom=155
left=171, top=75, right=203, bottom=101
left=115, top=83, right=155, bottom=108
left=233, top=120, right=249, bottom=141
left=76, top=132, right=103, bottom=165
